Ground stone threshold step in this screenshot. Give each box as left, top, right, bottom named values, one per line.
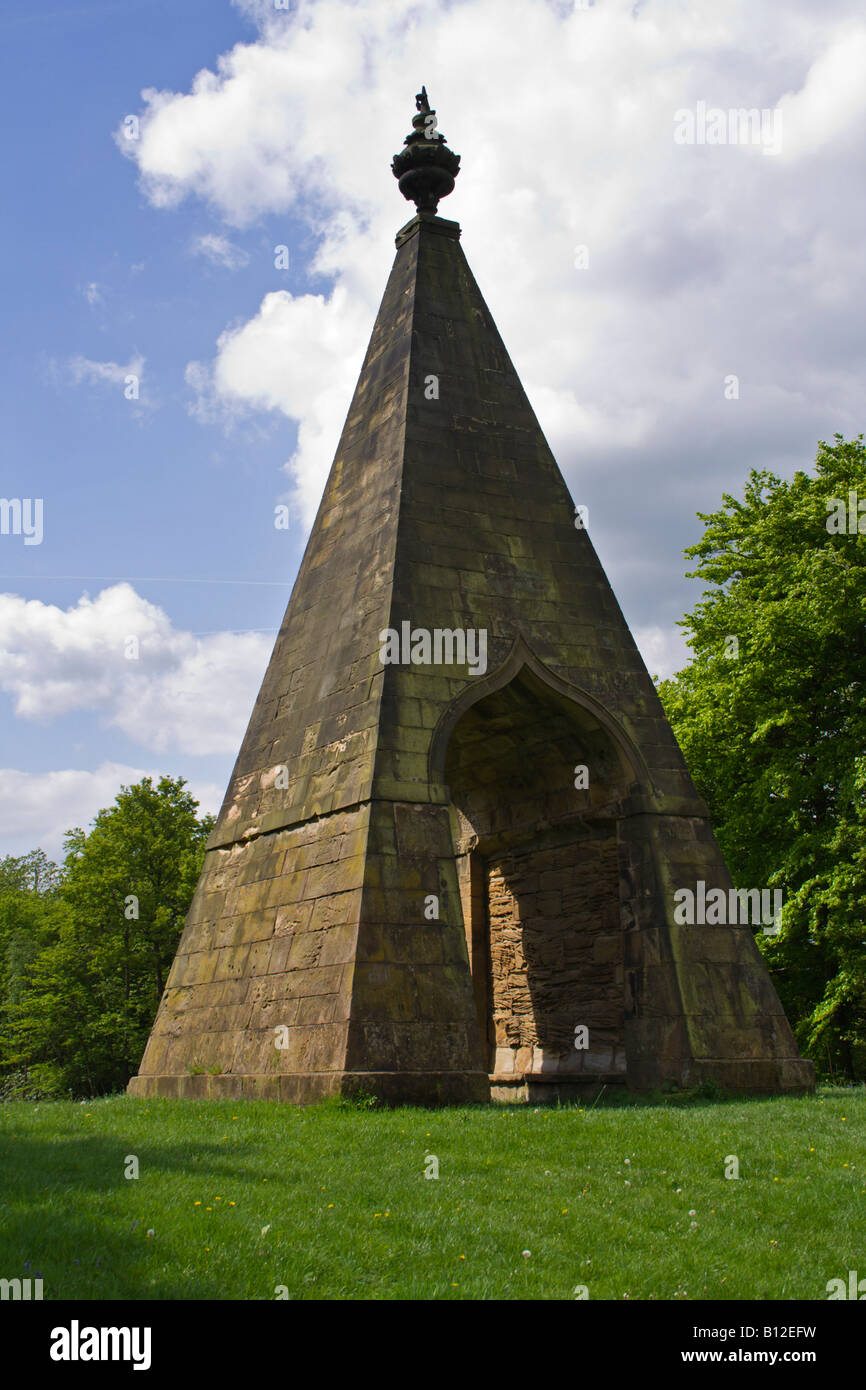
left=488, top=1072, right=626, bottom=1085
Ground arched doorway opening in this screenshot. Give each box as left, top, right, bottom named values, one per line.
left=440, top=664, right=641, bottom=1092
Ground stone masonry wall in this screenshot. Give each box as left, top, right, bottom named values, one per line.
left=486, top=834, right=625, bottom=1078
left=129, top=804, right=369, bottom=1099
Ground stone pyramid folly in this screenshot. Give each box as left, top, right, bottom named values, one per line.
left=129, top=91, right=813, bottom=1103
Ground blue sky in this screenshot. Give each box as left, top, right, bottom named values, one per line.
left=2, top=0, right=310, bottom=849
left=2, top=0, right=865, bottom=856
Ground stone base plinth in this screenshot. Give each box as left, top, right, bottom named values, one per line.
left=490, top=1073, right=626, bottom=1105
left=127, top=1070, right=490, bottom=1106
left=489, top=1056, right=815, bottom=1104
left=678, top=1057, right=815, bottom=1094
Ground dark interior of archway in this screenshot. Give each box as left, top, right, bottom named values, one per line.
left=444, top=673, right=629, bottom=1079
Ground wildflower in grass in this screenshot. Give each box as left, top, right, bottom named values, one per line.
left=146, top=1229, right=154, bottom=1238
left=229, top=1202, right=236, bottom=1207
left=688, top=1209, right=696, bottom=1217
left=194, top=1201, right=201, bottom=1206
left=522, top=1250, right=531, bottom=1259
left=327, top=1204, right=334, bottom=1209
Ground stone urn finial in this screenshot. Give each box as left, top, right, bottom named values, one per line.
left=391, top=87, right=460, bottom=215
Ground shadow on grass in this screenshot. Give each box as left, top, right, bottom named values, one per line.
left=0, top=1134, right=274, bottom=1300
left=315, top=1080, right=832, bottom=1115
left=0, top=1206, right=229, bottom=1301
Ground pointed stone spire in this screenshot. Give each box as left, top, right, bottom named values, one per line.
left=128, top=98, right=813, bottom=1104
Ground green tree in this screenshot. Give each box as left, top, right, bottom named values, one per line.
left=7, top=777, right=213, bottom=1097
left=657, top=434, right=866, bottom=1079
left=0, top=851, right=70, bottom=1096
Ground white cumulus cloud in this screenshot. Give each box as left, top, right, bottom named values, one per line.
left=190, top=232, right=250, bottom=269
left=117, top=0, right=866, bottom=614
left=68, top=353, right=145, bottom=389
left=0, top=764, right=223, bottom=861
left=0, top=585, right=272, bottom=757
left=633, top=625, right=692, bottom=682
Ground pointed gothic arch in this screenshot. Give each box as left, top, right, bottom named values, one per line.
left=435, top=641, right=645, bottom=1092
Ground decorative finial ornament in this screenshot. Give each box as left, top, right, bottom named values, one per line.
left=392, top=87, right=460, bottom=215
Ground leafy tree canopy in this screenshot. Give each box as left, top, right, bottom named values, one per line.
left=658, top=434, right=866, bottom=1078
left=3, top=776, right=213, bottom=1098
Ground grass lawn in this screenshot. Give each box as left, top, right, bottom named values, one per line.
left=0, top=1086, right=863, bottom=1301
